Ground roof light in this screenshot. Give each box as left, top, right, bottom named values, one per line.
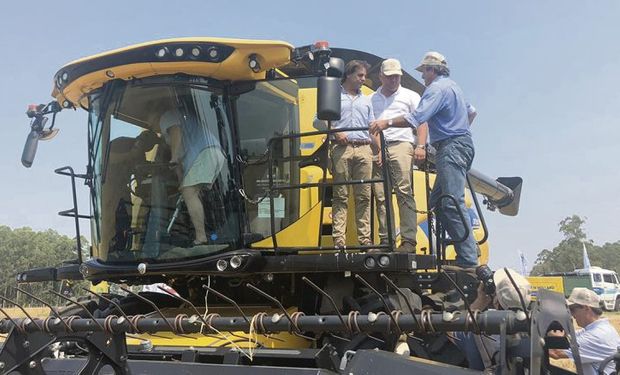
left=248, top=54, right=261, bottom=73
left=207, top=47, right=219, bottom=60
left=191, top=47, right=201, bottom=57
left=156, top=47, right=168, bottom=58
left=61, top=72, right=69, bottom=82
left=174, top=48, right=184, bottom=57
left=314, top=41, right=329, bottom=50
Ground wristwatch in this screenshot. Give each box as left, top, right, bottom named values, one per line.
left=387, top=119, right=393, bottom=127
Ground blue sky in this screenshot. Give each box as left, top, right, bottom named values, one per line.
left=1, top=1, right=619, bottom=272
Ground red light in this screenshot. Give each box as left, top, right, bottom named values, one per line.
left=28, top=104, right=38, bottom=111
left=314, top=41, right=329, bottom=50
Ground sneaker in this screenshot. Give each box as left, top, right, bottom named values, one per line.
left=395, top=241, right=416, bottom=253
left=334, top=239, right=346, bottom=249
left=359, top=239, right=373, bottom=246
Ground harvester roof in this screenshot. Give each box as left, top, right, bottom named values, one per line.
left=51, top=37, right=294, bottom=108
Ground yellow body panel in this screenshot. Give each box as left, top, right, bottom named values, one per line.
left=526, top=276, right=565, bottom=300
left=126, top=307, right=312, bottom=349
left=53, top=37, right=294, bottom=106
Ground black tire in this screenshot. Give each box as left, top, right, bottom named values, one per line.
left=614, top=297, right=620, bottom=312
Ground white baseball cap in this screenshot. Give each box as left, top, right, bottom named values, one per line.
left=567, top=287, right=601, bottom=309
left=493, top=268, right=531, bottom=310
left=381, top=58, right=403, bottom=76
left=415, top=51, right=448, bottom=72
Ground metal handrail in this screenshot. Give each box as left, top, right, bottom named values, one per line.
left=259, top=125, right=395, bottom=252
left=54, top=166, right=92, bottom=264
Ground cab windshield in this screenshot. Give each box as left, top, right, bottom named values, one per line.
left=88, top=78, right=239, bottom=263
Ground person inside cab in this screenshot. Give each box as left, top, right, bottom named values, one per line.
left=159, top=104, right=226, bottom=246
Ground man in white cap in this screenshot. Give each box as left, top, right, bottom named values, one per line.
left=452, top=268, right=531, bottom=370
left=549, top=287, right=620, bottom=375
left=369, top=51, right=478, bottom=268
left=371, top=58, right=423, bottom=252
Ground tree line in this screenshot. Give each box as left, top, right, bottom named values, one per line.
left=0, top=215, right=617, bottom=306
left=530, top=215, right=620, bottom=276
left=0, top=226, right=87, bottom=307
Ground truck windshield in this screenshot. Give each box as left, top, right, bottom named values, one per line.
left=88, top=78, right=239, bottom=263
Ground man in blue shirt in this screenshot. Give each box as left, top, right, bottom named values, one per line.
left=330, top=60, right=378, bottom=248
left=370, top=51, right=478, bottom=268
left=549, top=288, right=620, bottom=375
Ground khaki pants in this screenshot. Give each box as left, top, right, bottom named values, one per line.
left=373, top=141, right=417, bottom=244
left=330, top=144, right=373, bottom=245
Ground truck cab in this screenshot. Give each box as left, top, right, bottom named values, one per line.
left=575, top=267, right=620, bottom=311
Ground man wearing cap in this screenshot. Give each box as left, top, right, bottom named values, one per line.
left=371, top=58, right=422, bottom=252
left=369, top=51, right=478, bottom=268
left=329, top=60, right=379, bottom=248
left=452, top=268, right=532, bottom=370
left=549, top=288, right=620, bottom=375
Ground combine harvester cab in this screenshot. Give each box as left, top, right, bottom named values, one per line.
left=2, top=37, right=605, bottom=374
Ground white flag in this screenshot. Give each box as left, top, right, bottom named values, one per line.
left=582, top=242, right=591, bottom=270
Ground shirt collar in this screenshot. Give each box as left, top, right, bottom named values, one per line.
left=585, top=318, right=608, bottom=330
left=376, top=85, right=402, bottom=98
left=341, top=85, right=362, bottom=97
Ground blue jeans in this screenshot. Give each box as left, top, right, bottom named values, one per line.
left=430, top=135, right=478, bottom=267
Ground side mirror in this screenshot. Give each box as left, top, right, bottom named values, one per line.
left=21, top=129, right=41, bottom=168
left=21, top=102, right=61, bottom=168
left=317, top=57, right=344, bottom=121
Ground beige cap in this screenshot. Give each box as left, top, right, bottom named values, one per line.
left=415, top=51, right=448, bottom=72
left=493, top=268, right=531, bottom=310
left=567, top=287, right=601, bottom=309
left=381, top=58, right=403, bottom=76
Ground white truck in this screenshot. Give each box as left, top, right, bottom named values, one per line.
left=571, top=266, right=620, bottom=311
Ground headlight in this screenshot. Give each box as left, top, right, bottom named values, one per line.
left=230, top=255, right=243, bottom=269
left=216, top=259, right=228, bottom=271
left=378, top=255, right=390, bottom=267
left=364, top=257, right=376, bottom=269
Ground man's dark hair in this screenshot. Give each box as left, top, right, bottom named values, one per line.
left=426, top=65, right=451, bottom=77
left=342, top=60, right=371, bottom=83
left=591, top=306, right=604, bottom=316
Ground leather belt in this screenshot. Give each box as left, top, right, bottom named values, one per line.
left=345, top=140, right=371, bottom=146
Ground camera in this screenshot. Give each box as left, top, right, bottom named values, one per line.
left=475, top=264, right=496, bottom=296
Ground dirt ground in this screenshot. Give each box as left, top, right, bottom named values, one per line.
left=608, top=312, right=620, bottom=331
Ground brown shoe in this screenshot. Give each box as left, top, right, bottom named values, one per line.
left=441, top=264, right=477, bottom=276
left=396, top=241, right=416, bottom=253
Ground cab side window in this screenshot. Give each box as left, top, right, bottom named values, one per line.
left=603, top=274, right=615, bottom=284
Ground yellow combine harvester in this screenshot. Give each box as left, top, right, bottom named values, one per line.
left=2, top=37, right=592, bottom=375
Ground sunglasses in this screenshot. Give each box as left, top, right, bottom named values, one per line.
left=569, top=304, right=584, bottom=313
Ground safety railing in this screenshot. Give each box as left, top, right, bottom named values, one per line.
left=54, top=166, right=92, bottom=264
left=251, top=124, right=396, bottom=252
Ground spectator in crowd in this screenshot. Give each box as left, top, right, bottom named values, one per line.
left=549, top=287, right=620, bottom=375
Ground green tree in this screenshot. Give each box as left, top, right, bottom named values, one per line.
left=531, top=215, right=620, bottom=276
left=0, top=226, right=88, bottom=307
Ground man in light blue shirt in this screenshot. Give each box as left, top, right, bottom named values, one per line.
left=369, top=51, right=478, bottom=268
left=329, top=60, right=378, bottom=248
left=549, top=288, right=620, bottom=375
